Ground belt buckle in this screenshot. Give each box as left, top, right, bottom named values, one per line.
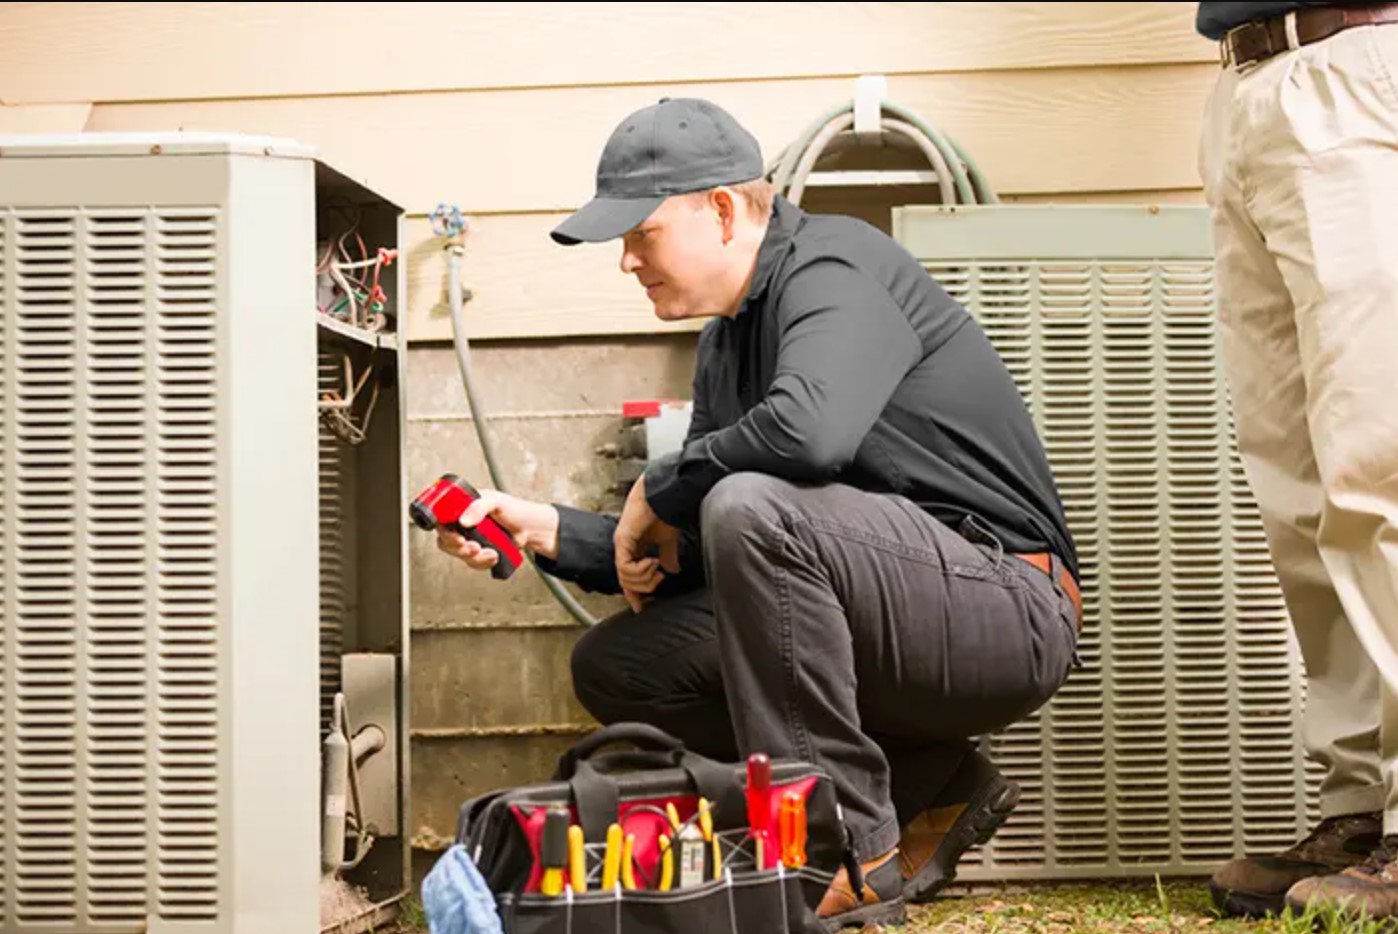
left=1221, top=18, right=1271, bottom=69
left=1220, top=20, right=1252, bottom=67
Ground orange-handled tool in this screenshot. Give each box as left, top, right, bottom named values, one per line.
left=779, top=790, right=807, bottom=868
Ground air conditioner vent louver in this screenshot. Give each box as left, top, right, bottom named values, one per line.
left=16, top=210, right=82, bottom=927
left=153, top=210, right=220, bottom=923
left=894, top=206, right=1313, bottom=879
left=86, top=210, right=152, bottom=927
left=3, top=206, right=221, bottom=928
left=319, top=349, right=347, bottom=735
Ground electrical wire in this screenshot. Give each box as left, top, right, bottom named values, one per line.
left=317, top=209, right=397, bottom=331
left=337, top=694, right=376, bottom=872
left=318, top=353, right=378, bottom=446
left=315, top=210, right=398, bottom=448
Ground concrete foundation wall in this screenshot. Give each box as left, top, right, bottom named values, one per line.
left=405, top=336, right=698, bottom=867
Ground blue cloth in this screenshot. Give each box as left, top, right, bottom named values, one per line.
left=421, top=844, right=505, bottom=934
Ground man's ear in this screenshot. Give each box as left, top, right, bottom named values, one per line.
left=710, top=187, right=738, bottom=245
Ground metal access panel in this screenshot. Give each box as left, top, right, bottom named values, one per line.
left=893, top=204, right=1320, bottom=880
left=0, top=133, right=410, bottom=933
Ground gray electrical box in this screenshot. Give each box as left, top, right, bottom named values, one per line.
left=0, top=133, right=410, bottom=933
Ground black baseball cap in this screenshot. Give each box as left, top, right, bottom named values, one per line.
left=551, top=98, right=764, bottom=246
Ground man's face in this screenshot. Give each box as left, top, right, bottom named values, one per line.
left=618, top=193, right=739, bottom=321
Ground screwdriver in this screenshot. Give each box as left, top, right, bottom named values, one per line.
left=601, top=823, right=623, bottom=890
left=568, top=824, right=586, bottom=893
left=779, top=790, right=807, bottom=868
left=698, top=797, right=721, bottom=881
left=621, top=833, right=638, bottom=890
left=540, top=806, right=570, bottom=896
left=746, top=753, right=772, bottom=869
left=657, top=833, right=674, bottom=891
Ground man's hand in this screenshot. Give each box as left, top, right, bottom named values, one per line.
left=436, top=489, right=560, bottom=572
left=614, top=475, right=681, bottom=613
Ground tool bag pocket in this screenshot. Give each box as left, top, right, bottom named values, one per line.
left=499, top=864, right=833, bottom=934
left=455, top=723, right=852, bottom=934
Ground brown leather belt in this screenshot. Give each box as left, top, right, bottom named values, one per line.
left=1013, top=552, right=1083, bottom=633
left=1221, top=2, right=1398, bottom=68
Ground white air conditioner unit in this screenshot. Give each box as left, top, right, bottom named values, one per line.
left=893, top=204, right=1320, bottom=880
left=0, top=133, right=410, bottom=933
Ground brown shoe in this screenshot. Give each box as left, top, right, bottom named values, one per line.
left=816, top=847, right=906, bottom=932
left=898, top=748, right=1020, bottom=903
left=1208, top=812, right=1382, bottom=918
left=1285, top=834, right=1398, bottom=921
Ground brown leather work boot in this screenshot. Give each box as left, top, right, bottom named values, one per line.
left=816, top=847, right=906, bottom=932
left=1285, top=834, right=1398, bottom=922
left=898, top=748, right=1020, bottom=903
left=1208, top=812, right=1382, bottom=917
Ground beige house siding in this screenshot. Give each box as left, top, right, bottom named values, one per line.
left=0, top=1, right=1218, bottom=870
left=3, top=2, right=1213, bottom=341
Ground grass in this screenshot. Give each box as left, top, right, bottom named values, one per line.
left=900, top=879, right=1395, bottom=934
left=386, top=879, right=1398, bottom=933
left=395, top=895, right=426, bottom=931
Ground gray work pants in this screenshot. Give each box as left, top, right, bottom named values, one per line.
left=570, top=473, right=1079, bottom=860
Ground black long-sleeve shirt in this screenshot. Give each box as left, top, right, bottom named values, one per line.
left=535, top=196, right=1078, bottom=593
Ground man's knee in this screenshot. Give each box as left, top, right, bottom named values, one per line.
left=700, top=472, right=786, bottom=541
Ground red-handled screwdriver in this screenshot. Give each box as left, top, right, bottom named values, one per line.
left=746, top=753, right=772, bottom=869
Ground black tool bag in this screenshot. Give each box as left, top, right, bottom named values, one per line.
left=455, top=723, right=857, bottom=934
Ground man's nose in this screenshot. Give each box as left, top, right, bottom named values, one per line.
left=620, top=246, right=642, bottom=275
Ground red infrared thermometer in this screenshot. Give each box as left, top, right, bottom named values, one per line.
left=410, top=473, right=522, bottom=580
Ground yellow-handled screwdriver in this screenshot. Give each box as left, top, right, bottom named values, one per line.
left=568, top=824, right=586, bottom=893
left=601, top=823, right=623, bottom=890
left=621, top=833, right=638, bottom=890
left=698, top=797, right=721, bottom=881
left=657, top=834, right=674, bottom=891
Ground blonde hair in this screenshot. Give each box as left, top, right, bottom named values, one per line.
left=685, top=178, right=774, bottom=221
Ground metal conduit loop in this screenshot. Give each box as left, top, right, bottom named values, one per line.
left=768, top=94, right=997, bottom=206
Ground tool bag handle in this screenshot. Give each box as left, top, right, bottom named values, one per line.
left=552, top=722, right=685, bottom=779
left=553, top=722, right=745, bottom=842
